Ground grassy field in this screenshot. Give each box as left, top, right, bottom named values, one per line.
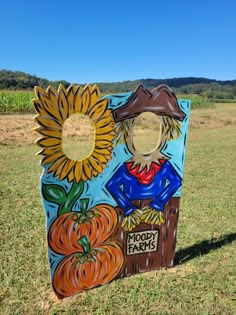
left=0, top=104, right=236, bottom=314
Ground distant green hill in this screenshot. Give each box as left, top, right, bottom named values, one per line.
left=0, top=69, right=236, bottom=99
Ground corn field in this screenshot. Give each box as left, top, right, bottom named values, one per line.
left=0, top=91, right=35, bottom=113
left=178, top=94, right=214, bottom=109
left=0, top=90, right=215, bottom=114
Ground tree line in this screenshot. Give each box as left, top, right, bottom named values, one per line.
left=0, top=69, right=236, bottom=99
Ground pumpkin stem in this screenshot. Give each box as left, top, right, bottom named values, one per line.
left=78, top=235, right=90, bottom=254
left=76, top=236, right=98, bottom=264
left=80, top=198, right=89, bottom=214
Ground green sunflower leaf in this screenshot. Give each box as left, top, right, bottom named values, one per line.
left=42, top=184, right=67, bottom=205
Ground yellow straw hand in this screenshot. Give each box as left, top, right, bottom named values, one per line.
left=121, top=209, right=143, bottom=231
left=141, top=207, right=165, bottom=225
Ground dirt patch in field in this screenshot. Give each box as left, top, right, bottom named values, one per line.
left=0, top=114, right=36, bottom=146
left=189, top=103, right=236, bottom=129
left=0, top=104, right=235, bottom=146
left=189, top=113, right=236, bottom=129
left=0, top=114, right=95, bottom=146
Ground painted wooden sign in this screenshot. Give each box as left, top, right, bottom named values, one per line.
left=33, top=84, right=191, bottom=298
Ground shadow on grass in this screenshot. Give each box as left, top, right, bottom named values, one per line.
left=175, top=232, right=236, bottom=265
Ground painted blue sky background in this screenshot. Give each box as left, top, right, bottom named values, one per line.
left=1, top=0, right=235, bottom=83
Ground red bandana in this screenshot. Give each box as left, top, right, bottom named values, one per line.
left=126, top=160, right=166, bottom=185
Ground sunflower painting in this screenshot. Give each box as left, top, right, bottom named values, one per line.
left=33, top=84, right=115, bottom=183
left=33, top=83, right=191, bottom=298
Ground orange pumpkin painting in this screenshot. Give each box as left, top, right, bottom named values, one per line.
left=48, top=203, right=118, bottom=255
left=52, top=236, right=124, bottom=298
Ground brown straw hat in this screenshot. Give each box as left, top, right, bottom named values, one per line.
left=112, top=84, right=186, bottom=122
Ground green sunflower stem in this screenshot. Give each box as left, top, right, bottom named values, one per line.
left=78, top=236, right=91, bottom=254
left=58, top=180, right=84, bottom=215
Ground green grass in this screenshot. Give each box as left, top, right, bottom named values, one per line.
left=0, top=105, right=236, bottom=314
left=212, top=98, right=236, bottom=103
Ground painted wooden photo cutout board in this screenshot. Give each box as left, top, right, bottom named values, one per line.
left=33, top=84, right=191, bottom=298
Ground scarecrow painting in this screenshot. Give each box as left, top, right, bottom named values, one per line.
left=106, top=84, right=186, bottom=231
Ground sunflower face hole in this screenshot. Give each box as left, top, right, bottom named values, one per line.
left=132, top=112, right=161, bottom=154
left=62, top=114, right=95, bottom=161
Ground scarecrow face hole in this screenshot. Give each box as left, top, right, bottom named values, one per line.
left=132, top=112, right=161, bottom=154
left=62, top=114, right=95, bottom=160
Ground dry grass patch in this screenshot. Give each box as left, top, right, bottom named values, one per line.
left=0, top=103, right=235, bottom=147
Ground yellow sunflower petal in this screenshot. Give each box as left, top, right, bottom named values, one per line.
left=33, top=100, right=47, bottom=116
left=102, top=157, right=111, bottom=165
left=37, top=146, right=61, bottom=156
left=67, top=169, right=75, bottom=182
left=95, top=140, right=113, bottom=149
left=89, top=99, right=108, bottom=121
left=92, top=170, right=99, bottom=177
left=33, top=100, right=60, bottom=121
left=34, top=127, right=61, bottom=138
left=67, top=162, right=77, bottom=182
left=88, top=156, right=103, bottom=174
left=81, top=85, right=91, bottom=114
left=74, top=161, right=83, bottom=183
left=54, top=158, right=69, bottom=178
left=47, top=156, right=67, bottom=174
left=96, top=125, right=116, bottom=136
left=59, top=159, right=75, bottom=181
left=86, top=84, right=92, bottom=92
left=104, top=153, right=113, bottom=161
left=94, top=147, right=113, bottom=155
left=35, top=87, right=62, bottom=122
left=67, top=85, right=76, bottom=114
left=74, top=87, right=82, bottom=113
left=94, top=115, right=114, bottom=129
left=73, top=85, right=83, bottom=94
left=47, top=86, right=58, bottom=105
left=36, top=137, right=61, bottom=148
left=95, top=132, right=116, bottom=142
left=82, top=159, right=93, bottom=180
left=96, top=124, right=116, bottom=136
left=81, top=173, right=87, bottom=182
left=34, top=115, right=62, bottom=129
left=91, top=84, right=101, bottom=106
left=41, top=152, right=65, bottom=165
left=58, top=85, right=69, bottom=120
left=92, top=151, right=109, bottom=164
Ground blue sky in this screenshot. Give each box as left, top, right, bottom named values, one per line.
left=1, top=0, right=235, bottom=83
